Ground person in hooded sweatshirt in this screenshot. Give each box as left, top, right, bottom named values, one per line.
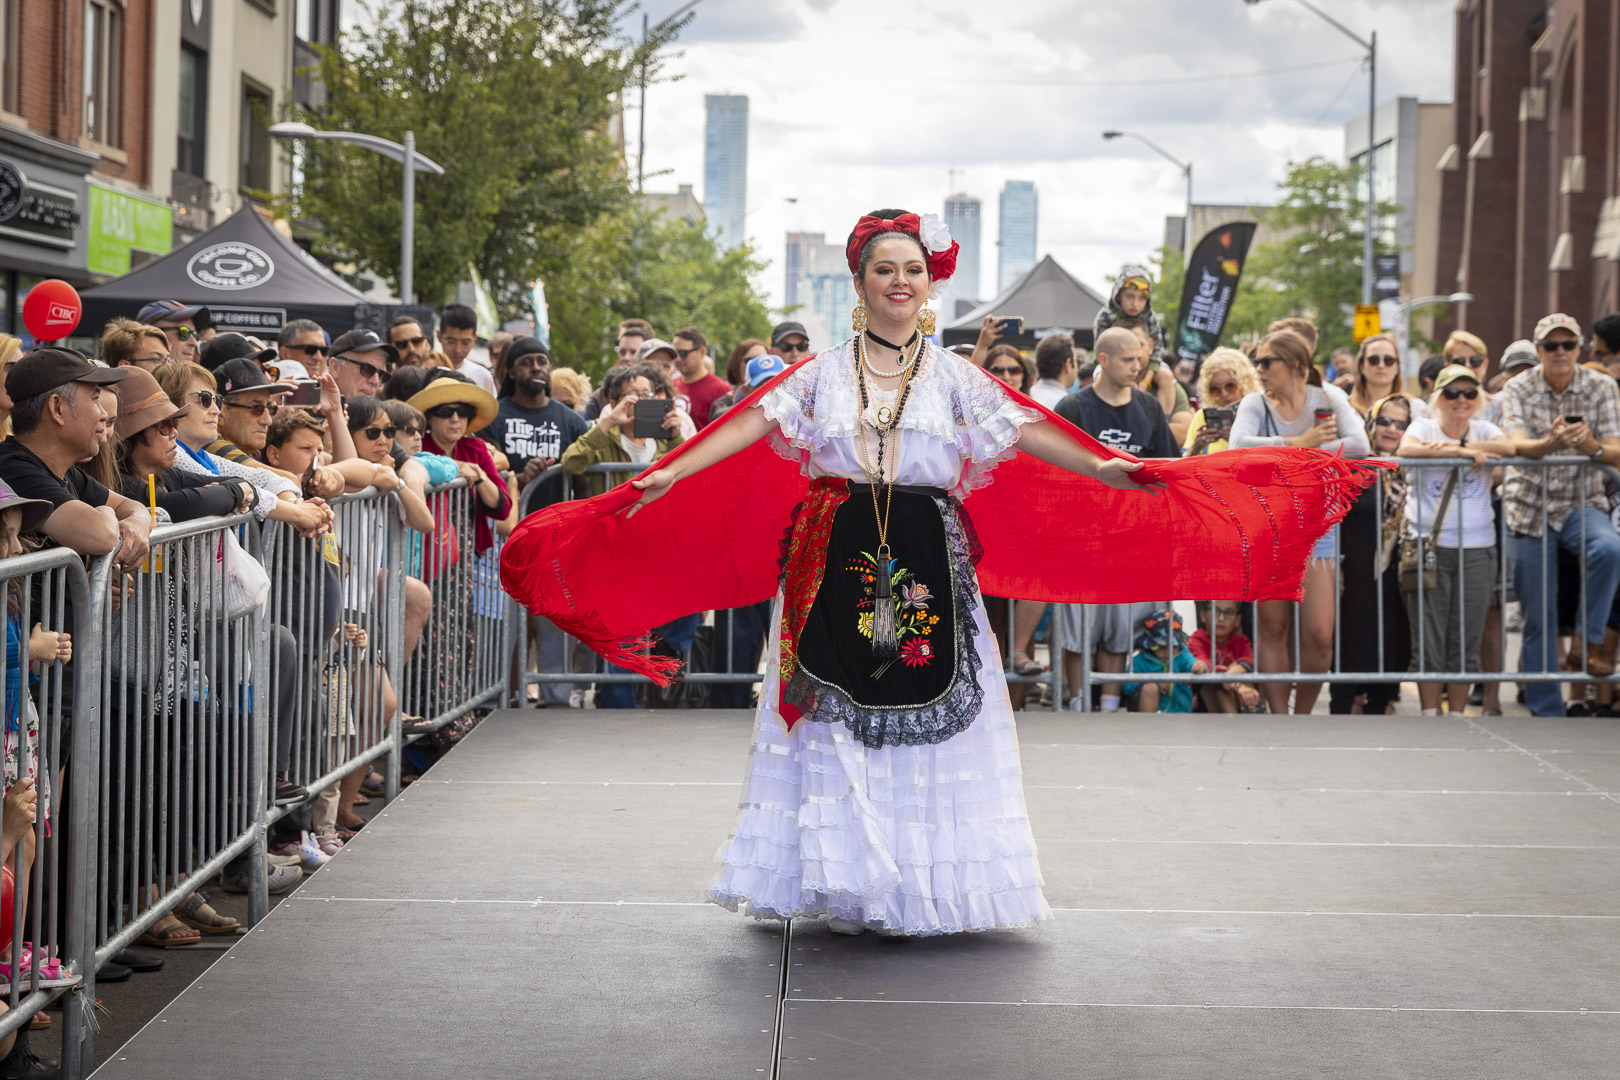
left=1093, top=265, right=1168, bottom=367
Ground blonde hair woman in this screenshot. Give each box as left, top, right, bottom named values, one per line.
left=548, top=367, right=593, bottom=413
left=1184, top=347, right=1261, bottom=455
left=0, top=334, right=20, bottom=438
left=1442, top=330, right=1490, bottom=382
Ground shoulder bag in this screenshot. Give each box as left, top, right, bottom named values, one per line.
left=1397, top=468, right=1459, bottom=594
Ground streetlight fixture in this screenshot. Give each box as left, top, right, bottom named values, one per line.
left=1102, top=130, right=1193, bottom=263
left=636, top=0, right=704, bottom=193
left=1396, top=292, right=1474, bottom=376
left=269, top=121, right=446, bottom=304
left=1243, top=0, right=1377, bottom=305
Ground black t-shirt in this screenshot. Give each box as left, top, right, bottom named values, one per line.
left=481, top=397, right=588, bottom=506
left=1054, top=385, right=1178, bottom=459
left=0, top=437, right=112, bottom=539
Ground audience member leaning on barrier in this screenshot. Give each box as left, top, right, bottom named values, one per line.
left=1183, top=347, right=1260, bottom=456
left=1396, top=364, right=1513, bottom=715
left=1499, top=313, right=1620, bottom=716
left=1231, top=328, right=1369, bottom=715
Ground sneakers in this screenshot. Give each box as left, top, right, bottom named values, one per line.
left=0, top=1028, right=61, bottom=1078
left=217, top=858, right=303, bottom=895
left=266, top=851, right=302, bottom=869
left=312, top=833, right=344, bottom=859
left=271, top=831, right=331, bottom=871
left=274, top=777, right=309, bottom=806
left=826, top=918, right=866, bottom=936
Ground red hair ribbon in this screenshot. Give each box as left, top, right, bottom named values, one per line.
left=845, top=213, right=958, bottom=283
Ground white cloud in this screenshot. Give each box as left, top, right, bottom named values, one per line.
left=634, top=0, right=1455, bottom=312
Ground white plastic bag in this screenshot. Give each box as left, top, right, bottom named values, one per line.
left=213, top=527, right=269, bottom=620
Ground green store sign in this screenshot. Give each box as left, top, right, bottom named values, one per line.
left=87, top=183, right=172, bottom=277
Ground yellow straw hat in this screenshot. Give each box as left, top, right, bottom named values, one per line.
left=406, top=377, right=498, bottom=433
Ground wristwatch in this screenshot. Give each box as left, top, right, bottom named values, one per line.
left=1591, top=444, right=1606, bottom=462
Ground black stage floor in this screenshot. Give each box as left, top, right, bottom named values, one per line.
left=92, top=709, right=1620, bottom=1078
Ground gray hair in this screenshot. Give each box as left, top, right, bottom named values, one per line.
left=277, top=319, right=325, bottom=348
left=10, top=384, right=78, bottom=437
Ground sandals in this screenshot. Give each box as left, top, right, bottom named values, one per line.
left=137, top=919, right=202, bottom=948
left=0, top=945, right=64, bottom=982
left=1011, top=653, right=1046, bottom=677
left=359, top=773, right=385, bottom=797
left=175, top=892, right=240, bottom=936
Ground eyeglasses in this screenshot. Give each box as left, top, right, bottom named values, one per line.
left=777, top=341, right=809, bottom=354
left=989, top=366, right=1023, bottom=377
left=1209, top=381, right=1239, bottom=395
left=427, top=403, right=477, bottom=420
left=1458, top=354, right=1487, bottom=367
left=1214, top=607, right=1242, bottom=620
left=293, top=344, right=328, bottom=357
left=675, top=348, right=696, bottom=359
left=1540, top=339, right=1580, bottom=352
left=1440, top=386, right=1480, bottom=400
left=224, top=400, right=280, bottom=418
left=400, top=425, right=421, bottom=437
left=358, top=425, right=398, bottom=440
left=166, top=325, right=196, bottom=341
left=1254, top=356, right=1283, bottom=369
left=187, top=390, right=220, bottom=410
left=392, top=336, right=426, bottom=348
left=1373, top=415, right=1410, bottom=430
left=340, top=356, right=387, bottom=381
left=1363, top=354, right=1399, bottom=367
left=153, top=419, right=179, bottom=437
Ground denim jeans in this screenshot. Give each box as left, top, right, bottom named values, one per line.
left=1508, top=507, right=1620, bottom=716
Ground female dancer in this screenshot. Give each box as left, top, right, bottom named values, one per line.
left=503, top=209, right=1376, bottom=937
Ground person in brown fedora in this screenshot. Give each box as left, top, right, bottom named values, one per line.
left=112, top=368, right=255, bottom=522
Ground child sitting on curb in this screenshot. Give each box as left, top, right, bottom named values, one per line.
left=1189, top=601, right=1263, bottom=714
left=1124, top=609, right=1204, bottom=714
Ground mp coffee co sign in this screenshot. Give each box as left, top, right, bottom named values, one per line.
left=185, top=241, right=276, bottom=290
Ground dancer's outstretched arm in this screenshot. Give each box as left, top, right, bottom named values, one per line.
left=1017, top=418, right=1163, bottom=494
left=625, top=403, right=778, bottom=517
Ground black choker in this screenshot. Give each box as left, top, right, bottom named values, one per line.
left=864, top=329, right=919, bottom=352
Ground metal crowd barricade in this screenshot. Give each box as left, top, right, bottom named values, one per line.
left=511, top=464, right=1068, bottom=709
left=1065, top=454, right=1620, bottom=710
left=399, top=478, right=509, bottom=736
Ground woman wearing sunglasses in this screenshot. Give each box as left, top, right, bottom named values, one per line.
left=344, top=397, right=434, bottom=534
left=981, top=344, right=1034, bottom=395
left=1349, top=333, right=1403, bottom=417
left=1396, top=365, right=1513, bottom=715
left=113, top=368, right=254, bottom=522
left=1231, top=328, right=1370, bottom=715
left=406, top=376, right=510, bottom=553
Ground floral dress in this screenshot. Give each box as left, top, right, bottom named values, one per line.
left=709, top=340, right=1054, bottom=935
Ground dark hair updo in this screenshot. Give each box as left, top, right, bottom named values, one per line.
left=847, top=207, right=928, bottom=279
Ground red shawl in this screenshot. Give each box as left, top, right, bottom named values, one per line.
left=500, top=360, right=1381, bottom=683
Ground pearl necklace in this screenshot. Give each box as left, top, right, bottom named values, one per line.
left=858, top=331, right=920, bottom=379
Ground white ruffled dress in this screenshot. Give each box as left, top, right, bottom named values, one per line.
left=709, top=341, right=1055, bottom=935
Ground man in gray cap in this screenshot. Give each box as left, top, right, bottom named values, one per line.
left=0, top=349, right=149, bottom=568
left=770, top=320, right=810, bottom=361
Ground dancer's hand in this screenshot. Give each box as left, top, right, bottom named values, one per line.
left=1094, top=457, right=1163, bottom=495
left=625, top=469, right=676, bottom=518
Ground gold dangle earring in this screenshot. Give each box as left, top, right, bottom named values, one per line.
left=918, top=303, right=936, bottom=337
left=851, top=298, right=869, bottom=334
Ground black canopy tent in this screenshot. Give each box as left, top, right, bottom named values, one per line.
left=79, top=203, right=389, bottom=339
left=943, top=254, right=1108, bottom=351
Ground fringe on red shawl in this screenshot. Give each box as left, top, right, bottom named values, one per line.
left=499, top=357, right=1387, bottom=686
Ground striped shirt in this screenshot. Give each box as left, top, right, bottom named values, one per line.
left=1497, top=363, right=1620, bottom=534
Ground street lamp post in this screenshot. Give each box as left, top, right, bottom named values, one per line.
left=1102, top=130, right=1193, bottom=264
left=1397, top=292, right=1474, bottom=378
left=1244, top=0, right=1377, bottom=305
left=269, top=121, right=446, bottom=304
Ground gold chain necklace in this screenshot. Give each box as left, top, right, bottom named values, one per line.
left=852, top=334, right=922, bottom=658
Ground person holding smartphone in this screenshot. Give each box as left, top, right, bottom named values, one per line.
left=559, top=364, right=684, bottom=499
left=1183, top=347, right=1260, bottom=455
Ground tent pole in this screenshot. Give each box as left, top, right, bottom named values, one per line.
left=402, top=131, right=416, bottom=305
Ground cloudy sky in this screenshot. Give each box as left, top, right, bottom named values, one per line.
left=632, top=0, right=1457, bottom=312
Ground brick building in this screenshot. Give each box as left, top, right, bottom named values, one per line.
left=1436, top=0, right=1620, bottom=354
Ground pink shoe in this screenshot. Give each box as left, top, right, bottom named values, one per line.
left=314, top=834, right=344, bottom=858
left=0, top=944, right=63, bottom=982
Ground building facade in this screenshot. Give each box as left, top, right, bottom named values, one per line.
left=943, top=192, right=982, bottom=309
left=703, top=94, right=748, bottom=253
left=997, top=179, right=1037, bottom=292
left=784, top=230, right=852, bottom=352
left=1434, top=0, right=1620, bottom=353
left=1344, top=96, right=1454, bottom=299
left=641, top=184, right=704, bottom=227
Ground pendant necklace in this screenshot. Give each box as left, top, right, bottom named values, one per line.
left=861, top=328, right=918, bottom=379
left=853, top=336, right=922, bottom=659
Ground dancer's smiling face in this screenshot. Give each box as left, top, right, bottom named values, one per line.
left=855, top=237, right=930, bottom=328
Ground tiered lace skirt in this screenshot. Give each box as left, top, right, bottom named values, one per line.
left=710, top=593, right=1052, bottom=936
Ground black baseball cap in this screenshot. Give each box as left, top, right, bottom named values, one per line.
left=6, top=348, right=128, bottom=402
left=330, top=329, right=400, bottom=369
left=770, top=321, right=809, bottom=347
left=214, top=357, right=295, bottom=397
left=199, top=332, right=276, bottom=372
left=137, top=299, right=210, bottom=324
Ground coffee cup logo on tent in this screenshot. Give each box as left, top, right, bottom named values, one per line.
left=186, top=241, right=276, bottom=290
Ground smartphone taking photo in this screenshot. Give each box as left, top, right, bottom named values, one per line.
left=285, top=379, right=322, bottom=408
left=632, top=398, right=672, bottom=440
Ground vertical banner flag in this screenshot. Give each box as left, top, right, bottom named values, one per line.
left=1174, top=222, right=1257, bottom=364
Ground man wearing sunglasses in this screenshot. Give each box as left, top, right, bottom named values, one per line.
left=209, top=357, right=299, bottom=473
left=328, top=329, right=398, bottom=400
left=389, top=315, right=433, bottom=366
left=769, top=321, right=811, bottom=363
left=278, top=319, right=331, bottom=379
left=1499, top=313, right=1620, bottom=712
left=670, top=325, right=729, bottom=429
left=137, top=300, right=209, bottom=363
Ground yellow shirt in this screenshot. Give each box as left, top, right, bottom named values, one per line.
left=1182, top=408, right=1229, bottom=455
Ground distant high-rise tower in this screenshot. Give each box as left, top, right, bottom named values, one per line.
left=784, top=231, right=853, bottom=351
left=997, top=180, right=1038, bottom=290
left=943, top=193, right=982, bottom=302
left=704, top=95, right=749, bottom=252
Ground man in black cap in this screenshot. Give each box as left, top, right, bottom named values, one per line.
left=483, top=336, right=586, bottom=500
left=137, top=300, right=209, bottom=364
left=770, top=320, right=811, bottom=362
left=198, top=331, right=276, bottom=374
left=328, top=329, right=396, bottom=400
left=0, top=349, right=150, bottom=568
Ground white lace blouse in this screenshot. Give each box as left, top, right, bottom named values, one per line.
left=758, top=340, right=1040, bottom=496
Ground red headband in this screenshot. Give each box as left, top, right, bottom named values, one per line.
left=845, top=213, right=959, bottom=283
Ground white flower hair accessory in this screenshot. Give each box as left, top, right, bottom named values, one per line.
left=919, top=213, right=953, bottom=254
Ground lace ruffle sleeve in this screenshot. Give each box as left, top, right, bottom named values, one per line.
left=759, top=355, right=824, bottom=455
left=945, top=353, right=1040, bottom=493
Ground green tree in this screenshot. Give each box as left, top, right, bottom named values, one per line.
left=1222, top=156, right=1396, bottom=357
left=1148, top=244, right=1185, bottom=347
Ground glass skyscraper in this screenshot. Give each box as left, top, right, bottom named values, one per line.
left=997, top=180, right=1038, bottom=290
left=704, top=94, right=749, bottom=252
left=944, top=193, right=983, bottom=302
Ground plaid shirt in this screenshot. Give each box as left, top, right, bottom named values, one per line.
left=1498, top=363, right=1620, bottom=534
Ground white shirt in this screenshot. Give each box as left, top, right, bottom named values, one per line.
left=1401, top=415, right=1505, bottom=548
left=453, top=358, right=498, bottom=396
left=617, top=433, right=658, bottom=464
left=1029, top=379, right=1070, bottom=410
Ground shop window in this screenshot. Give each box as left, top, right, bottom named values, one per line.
left=84, top=0, right=124, bottom=146
left=0, top=0, right=19, bottom=115
left=178, top=44, right=207, bottom=176
left=239, top=80, right=272, bottom=194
